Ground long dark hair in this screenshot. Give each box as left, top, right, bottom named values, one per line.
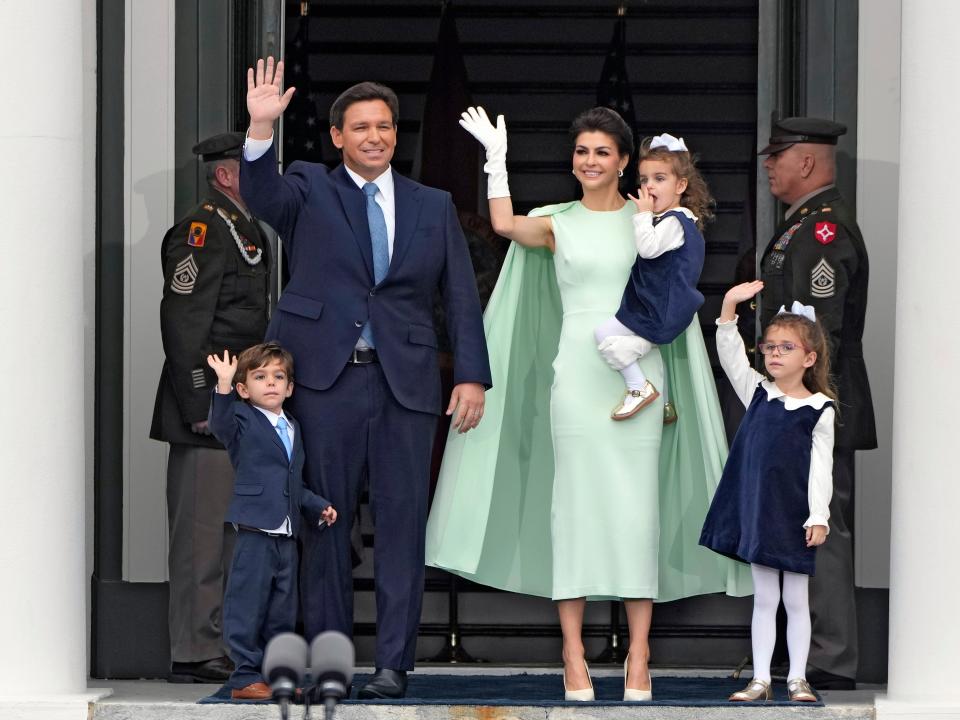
left=763, top=313, right=836, bottom=399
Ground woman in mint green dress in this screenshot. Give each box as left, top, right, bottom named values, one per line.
left=425, top=107, right=750, bottom=701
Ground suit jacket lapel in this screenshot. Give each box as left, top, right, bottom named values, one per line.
left=332, top=164, right=374, bottom=281
left=390, top=171, right=423, bottom=275
left=288, top=413, right=303, bottom=462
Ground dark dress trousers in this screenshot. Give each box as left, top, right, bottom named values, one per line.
left=209, top=391, right=329, bottom=689
left=760, top=186, right=875, bottom=680
left=240, top=145, right=491, bottom=671
left=150, top=188, right=271, bottom=663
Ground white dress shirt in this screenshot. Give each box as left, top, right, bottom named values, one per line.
left=631, top=206, right=698, bottom=258
left=243, top=133, right=396, bottom=256
left=244, top=133, right=395, bottom=351
left=714, top=318, right=834, bottom=530
left=251, top=404, right=294, bottom=536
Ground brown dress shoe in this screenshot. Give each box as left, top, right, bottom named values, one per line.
left=231, top=681, right=272, bottom=700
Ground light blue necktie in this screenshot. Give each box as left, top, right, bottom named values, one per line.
left=275, top=416, right=293, bottom=460
left=361, top=182, right=390, bottom=347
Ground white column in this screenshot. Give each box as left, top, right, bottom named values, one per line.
left=876, top=1, right=960, bottom=718
left=0, top=2, right=108, bottom=718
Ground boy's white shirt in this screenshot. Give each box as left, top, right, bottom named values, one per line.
left=632, top=206, right=698, bottom=258
left=251, top=404, right=293, bottom=536
left=714, top=318, right=834, bottom=531
left=214, top=385, right=300, bottom=535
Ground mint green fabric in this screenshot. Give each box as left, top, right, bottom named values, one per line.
left=425, top=201, right=751, bottom=601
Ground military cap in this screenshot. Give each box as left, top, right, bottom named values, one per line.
left=758, top=117, right=847, bottom=155
left=192, top=132, right=245, bottom=162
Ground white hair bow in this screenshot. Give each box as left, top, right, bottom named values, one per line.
left=650, top=133, right=688, bottom=152
left=778, top=301, right=817, bottom=322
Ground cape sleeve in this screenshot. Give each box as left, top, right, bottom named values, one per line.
left=657, top=318, right=755, bottom=599
left=425, top=204, right=570, bottom=595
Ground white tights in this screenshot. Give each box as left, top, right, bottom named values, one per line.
left=593, top=317, right=651, bottom=392
left=750, top=563, right=811, bottom=683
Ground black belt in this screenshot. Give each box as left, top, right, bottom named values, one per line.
left=237, top=524, right=289, bottom=538
left=347, top=348, right=379, bottom=364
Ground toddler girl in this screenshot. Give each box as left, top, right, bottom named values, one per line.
left=597, top=134, right=713, bottom=421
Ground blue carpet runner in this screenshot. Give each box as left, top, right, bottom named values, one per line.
left=200, top=673, right=823, bottom=707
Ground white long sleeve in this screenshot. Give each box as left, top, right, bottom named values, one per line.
left=714, top=317, right=765, bottom=406
left=804, top=407, right=834, bottom=531
left=716, top=319, right=835, bottom=530
left=631, top=212, right=686, bottom=258
left=243, top=133, right=274, bottom=161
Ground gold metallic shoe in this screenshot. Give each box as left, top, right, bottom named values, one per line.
left=662, top=401, right=678, bottom=425
left=787, top=678, right=817, bottom=702
left=729, top=678, right=772, bottom=702
left=611, top=382, right=660, bottom=420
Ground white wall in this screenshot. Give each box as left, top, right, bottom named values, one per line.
left=123, top=0, right=177, bottom=581
left=855, top=0, right=900, bottom=588
left=83, top=0, right=99, bottom=653
left=0, top=0, right=90, bottom=700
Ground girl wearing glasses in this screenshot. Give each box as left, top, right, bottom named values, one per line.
left=700, top=280, right=835, bottom=703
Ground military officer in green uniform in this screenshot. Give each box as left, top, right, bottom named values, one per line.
left=150, top=132, right=272, bottom=683
left=758, top=117, right=876, bottom=689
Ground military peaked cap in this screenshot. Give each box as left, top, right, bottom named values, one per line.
left=192, top=132, right=245, bottom=162
left=758, top=117, right=847, bottom=155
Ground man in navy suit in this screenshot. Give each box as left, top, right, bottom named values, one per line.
left=240, top=57, right=492, bottom=698
left=207, top=343, right=337, bottom=700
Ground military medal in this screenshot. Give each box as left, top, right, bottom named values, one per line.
left=216, top=207, right=262, bottom=266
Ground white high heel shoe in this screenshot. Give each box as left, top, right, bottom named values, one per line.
left=623, top=654, right=653, bottom=701
left=563, top=659, right=595, bottom=701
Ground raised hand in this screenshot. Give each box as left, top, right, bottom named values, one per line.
left=720, top=280, right=764, bottom=322
left=459, top=107, right=510, bottom=199
left=207, top=349, right=238, bottom=393
left=246, top=56, right=296, bottom=139
left=459, top=106, right=507, bottom=158
left=724, top=280, right=765, bottom=306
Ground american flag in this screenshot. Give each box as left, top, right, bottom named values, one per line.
left=282, top=15, right=326, bottom=165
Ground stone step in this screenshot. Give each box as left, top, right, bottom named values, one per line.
left=91, top=669, right=880, bottom=720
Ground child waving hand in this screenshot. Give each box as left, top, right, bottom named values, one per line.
left=700, top=280, right=834, bottom=703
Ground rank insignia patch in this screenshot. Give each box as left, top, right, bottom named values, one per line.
left=171, top=253, right=199, bottom=295
left=187, top=222, right=207, bottom=247
left=810, top=258, right=836, bottom=298
left=815, top=221, right=837, bottom=245
left=191, top=368, right=207, bottom=389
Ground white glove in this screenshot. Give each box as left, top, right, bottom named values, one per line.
left=459, top=106, right=510, bottom=199
left=597, top=335, right=653, bottom=371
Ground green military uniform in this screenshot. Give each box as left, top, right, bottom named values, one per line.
left=150, top=189, right=272, bottom=445
left=760, top=187, right=876, bottom=450
left=758, top=118, right=876, bottom=686
left=149, top=133, right=271, bottom=679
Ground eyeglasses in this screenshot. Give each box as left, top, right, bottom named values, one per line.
left=758, top=342, right=806, bottom=355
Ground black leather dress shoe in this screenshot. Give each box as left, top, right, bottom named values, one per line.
left=168, top=655, right=234, bottom=683
left=357, top=668, right=408, bottom=699
left=805, top=668, right=856, bottom=690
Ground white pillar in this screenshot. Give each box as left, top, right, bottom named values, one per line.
left=0, top=2, right=108, bottom=717
left=876, top=1, right=960, bottom=717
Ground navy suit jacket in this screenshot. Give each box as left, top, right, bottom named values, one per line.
left=208, top=390, right=329, bottom=535
left=240, top=146, right=491, bottom=414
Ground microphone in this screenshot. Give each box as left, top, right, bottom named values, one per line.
left=309, top=630, right=355, bottom=718
left=263, top=632, right=308, bottom=719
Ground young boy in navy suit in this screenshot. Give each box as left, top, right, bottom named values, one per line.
left=207, top=342, right=337, bottom=700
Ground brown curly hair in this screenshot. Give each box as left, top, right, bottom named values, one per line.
left=637, top=137, right=715, bottom=229
left=763, top=313, right=836, bottom=400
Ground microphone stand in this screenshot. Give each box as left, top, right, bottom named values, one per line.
left=271, top=678, right=296, bottom=720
